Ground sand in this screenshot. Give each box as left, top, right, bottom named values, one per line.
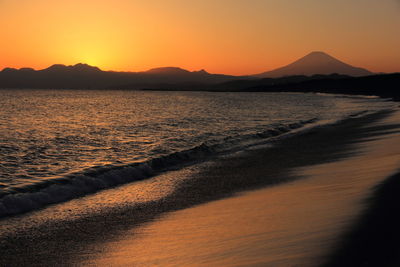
left=82, top=110, right=400, bottom=266
left=1, top=109, right=399, bottom=266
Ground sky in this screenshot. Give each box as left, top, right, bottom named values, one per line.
left=0, top=0, right=399, bottom=75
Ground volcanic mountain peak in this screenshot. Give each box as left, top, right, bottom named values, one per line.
left=299, top=51, right=340, bottom=62
left=255, top=51, right=372, bottom=78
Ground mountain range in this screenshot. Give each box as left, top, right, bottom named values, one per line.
left=0, top=64, right=241, bottom=89
left=0, top=52, right=375, bottom=89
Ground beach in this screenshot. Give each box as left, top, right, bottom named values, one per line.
left=1, top=107, right=399, bottom=266
left=1, top=0, right=399, bottom=265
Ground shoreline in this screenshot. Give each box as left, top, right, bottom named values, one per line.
left=0, top=109, right=321, bottom=218
left=1, top=109, right=399, bottom=266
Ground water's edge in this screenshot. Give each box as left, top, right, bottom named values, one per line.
left=1, top=108, right=398, bottom=267
left=1, top=117, right=320, bottom=217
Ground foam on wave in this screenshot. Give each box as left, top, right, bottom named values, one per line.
left=0, top=116, right=336, bottom=218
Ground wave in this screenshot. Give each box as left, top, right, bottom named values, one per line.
left=0, top=115, right=358, bottom=218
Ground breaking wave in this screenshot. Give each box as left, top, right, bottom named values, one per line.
left=0, top=113, right=367, bottom=218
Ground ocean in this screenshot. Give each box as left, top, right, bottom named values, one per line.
left=0, top=89, right=393, bottom=217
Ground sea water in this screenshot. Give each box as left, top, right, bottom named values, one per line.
left=0, top=89, right=393, bottom=216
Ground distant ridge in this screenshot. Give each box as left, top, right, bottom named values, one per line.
left=0, top=53, right=379, bottom=90
left=145, top=67, right=191, bottom=75
left=44, top=63, right=102, bottom=73
left=0, top=64, right=243, bottom=89
left=254, top=51, right=373, bottom=78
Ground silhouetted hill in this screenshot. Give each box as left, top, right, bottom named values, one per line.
left=43, top=63, right=102, bottom=73
left=139, top=71, right=399, bottom=101
left=0, top=64, right=245, bottom=89
left=212, top=74, right=350, bottom=92
left=145, top=67, right=191, bottom=75
left=255, top=51, right=373, bottom=78
left=2, top=62, right=397, bottom=101
left=210, top=73, right=400, bottom=101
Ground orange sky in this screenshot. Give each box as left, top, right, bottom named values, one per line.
left=1, top=0, right=399, bottom=75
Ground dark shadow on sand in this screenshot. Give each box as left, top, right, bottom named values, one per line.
left=323, top=171, right=400, bottom=267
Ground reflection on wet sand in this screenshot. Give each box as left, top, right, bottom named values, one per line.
left=84, top=113, right=400, bottom=266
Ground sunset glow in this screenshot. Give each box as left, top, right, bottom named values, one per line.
left=1, top=0, right=399, bottom=75
left=1, top=1, right=400, bottom=266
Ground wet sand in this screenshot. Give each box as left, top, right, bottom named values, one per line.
left=83, top=111, right=400, bottom=266
left=1, top=110, right=399, bottom=266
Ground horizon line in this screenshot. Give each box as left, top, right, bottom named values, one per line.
left=1, top=50, right=398, bottom=76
